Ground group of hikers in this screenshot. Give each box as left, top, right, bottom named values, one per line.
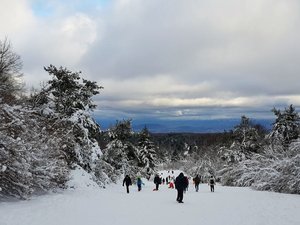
left=122, top=171, right=216, bottom=203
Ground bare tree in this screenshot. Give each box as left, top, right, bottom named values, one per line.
left=0, top=38, right=23, bottom=104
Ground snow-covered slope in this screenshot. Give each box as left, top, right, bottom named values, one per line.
left=1, top=171, right=299, bottom=225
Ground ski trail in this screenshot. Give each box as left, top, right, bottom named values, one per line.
left=1, top=178, right=300, bottom=225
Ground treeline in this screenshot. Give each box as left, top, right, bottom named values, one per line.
left=181, top=111, right=300, bottom=194
left=0, top=39, right=159, bottom=200
left=151, top=132, right=233, bottom=160
left=100, top=108, right=300, bottom=194
left=100, top=107, right=300, bottom=195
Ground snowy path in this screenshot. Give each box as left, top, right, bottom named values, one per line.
left=1, top=178, right=300, bottom=225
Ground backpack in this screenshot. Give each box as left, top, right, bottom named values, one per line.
left=210, top=178, right=214, bottom=185
left=137, top=178, right=142, bottom=185
left=194, top=176, right=200, bottom=183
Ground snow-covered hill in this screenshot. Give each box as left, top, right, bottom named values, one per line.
left=1, top=170, right=299, bottom=225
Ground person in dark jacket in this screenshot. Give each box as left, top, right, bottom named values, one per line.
left=175, top=172, right=189, bottom=203
left=193, top=175, right=201, bottom=192
left=184, top=176, right=189, bottom=192
left=153, top=174, right=161, bottom=191
left=208, top=175, right=216, bottom=192
left=123, top=175, right=132, bottom=193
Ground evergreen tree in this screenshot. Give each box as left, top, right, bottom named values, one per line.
left=28, top=65, right=104, bottom=178
left=37, top=65, right=103, bottom=116
left=0, top=105, right=69, bottom=200
left=232, top=115, right=261, bottom=153
left=102, top=120, right=139, bottom=177
left=270, top=104, right=300, bottom=149
left=137, top=127, right=157, bottom=178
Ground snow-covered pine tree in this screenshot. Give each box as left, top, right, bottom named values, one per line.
left=28, top=65, right=104, bottom=183
left=41, top=65, right=103, bottom=116
left=137, top=126, right=157, bottom=179
left=270, top=105, right=300, bottom=150
left=217, top=116, right=265, bottom=187
left=232, top=115, right=261, bottom=153
left=0, top=104, right=69, bottom=200
left=218, top=142, right=300, bottom=194
left=218, top=107, right=300, bottom=194
left=101, top=120, right=139, bottom=180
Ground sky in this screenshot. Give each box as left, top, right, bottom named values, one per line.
left=1, top=0, right=300, bottom=130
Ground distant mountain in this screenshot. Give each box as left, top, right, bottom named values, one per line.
left=96, top=118, right=274, bottom=133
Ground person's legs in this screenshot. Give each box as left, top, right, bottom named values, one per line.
left=195, top=184, right=199, bottom=192
left=178, top=189, right=184, bottom=202
left=156, top=183, right=159, bottom=190
left=126, top=185, right=129, bottom=193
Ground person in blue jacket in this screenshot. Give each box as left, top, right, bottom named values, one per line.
left=137, top=176, right=144, bottom=191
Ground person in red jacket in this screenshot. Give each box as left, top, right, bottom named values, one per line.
left=168, top=181, right=174, bottom=189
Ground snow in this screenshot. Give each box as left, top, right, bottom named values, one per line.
left=66, top=166, right=99, bottom=190
left=1, top=165, right=7, bottom=172
left=0, top=170, right=300, bottom=225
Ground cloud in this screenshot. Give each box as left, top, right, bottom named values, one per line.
left=1, top=0, right=300, bottom=122
left=0, top=0, right=33, bottom=34
left=1, top=0, right=100, bottom=87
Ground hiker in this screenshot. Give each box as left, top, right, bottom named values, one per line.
left=137, top=176, right=144, bottom=191
left=175, top=172, right=189, bottom=203
left=193, top=175, right=201, bottom=192
left=208, top=175, right=216, bottom=192
left=185, top=176, right=189, bottom=192
left=123, top=175, right=132, bottom=193
left=153, top=174, right=161, bottom=191
left=168, top=181, right=174, bottom=189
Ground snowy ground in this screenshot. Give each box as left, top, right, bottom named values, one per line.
left=1, top=170, right=300, bottom=225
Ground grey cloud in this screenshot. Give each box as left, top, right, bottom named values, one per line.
left=82, top=0, right=300, bottom=98
left=1, top=0, right=300, bottom=122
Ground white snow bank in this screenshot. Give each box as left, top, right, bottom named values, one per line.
left=66, top=166, right=99, bottom=190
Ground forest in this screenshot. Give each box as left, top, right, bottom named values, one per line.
left=1, top=38, right=299, bottom=200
